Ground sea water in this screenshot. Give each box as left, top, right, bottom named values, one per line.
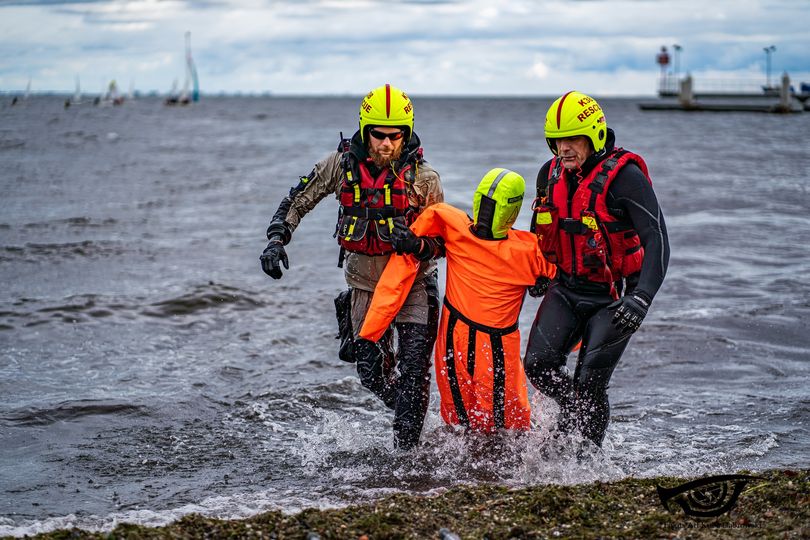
left=1, top=95, right=809, bottom=536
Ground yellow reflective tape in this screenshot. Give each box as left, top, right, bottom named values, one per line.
left=345, top=217, right=356, bottom=240
left=582, top=215, right=598, bottom=231
left=384, top=185, right=391, bottom=205
left=353, top=184, right=361, bottom=203
left=387, top=218, right=394, bottom=233
left=346, top=171, right=353, bottom=182
left=535, top=212, right=552, bottom=225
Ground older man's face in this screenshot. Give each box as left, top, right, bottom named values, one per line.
left=555, top=135, right=593, bottom=170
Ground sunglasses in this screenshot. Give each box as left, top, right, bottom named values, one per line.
left=369, top=128, right=405, bottom=141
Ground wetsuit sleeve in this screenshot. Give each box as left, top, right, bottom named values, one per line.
left=607, top=164, right=670, bottom=299
left=266, top=151, right=342, bottom=243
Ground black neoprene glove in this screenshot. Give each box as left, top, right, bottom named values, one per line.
left=391, top=219, right=423, bottom=256
left=528, top=276, right=551, bottom=298
left=260, top=236, right=289, bottom=279
left=609, top=291, right=651, bottom=333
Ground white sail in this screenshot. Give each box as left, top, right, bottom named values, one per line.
left=165, top=32, right=198, bottom=105
left=73, top=75, right=82, bottom=104
left=186, top=31, right=199, bottom=102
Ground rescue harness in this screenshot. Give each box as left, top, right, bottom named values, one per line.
left=442, top=296, right=518, bottom=430
left=532, top=149, right=651, bottom=297
left=335, top=133, right=421, bottom=259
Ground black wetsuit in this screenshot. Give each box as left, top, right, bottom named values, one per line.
left=523, top=129, right=670, bottom=445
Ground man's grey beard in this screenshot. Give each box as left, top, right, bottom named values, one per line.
left=368, top=145, right=403, bottom=168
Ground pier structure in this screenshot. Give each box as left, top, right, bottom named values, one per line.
left=641, top=72, right=808, bottom=113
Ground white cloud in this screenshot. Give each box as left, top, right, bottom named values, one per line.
left=1, top=0, right=808, bottom=95
left=527, top=58, right=550, bottom=80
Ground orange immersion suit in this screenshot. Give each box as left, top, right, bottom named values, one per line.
left=359, top=203, right=556, bottom=432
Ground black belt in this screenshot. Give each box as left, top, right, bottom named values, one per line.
left=442, top=297, right=519, bottom=336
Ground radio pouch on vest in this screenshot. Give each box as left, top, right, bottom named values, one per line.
left=376, top=218, right=395, bottom=243
left=532, top=199, right=559, bottom=263
left=337, top=214, right=369, bottom=243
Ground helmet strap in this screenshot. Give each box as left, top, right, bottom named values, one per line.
left=473, top=196, right=497, bottom=239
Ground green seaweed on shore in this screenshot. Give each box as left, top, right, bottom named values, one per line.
left=14, top=469, right=809, bottom=539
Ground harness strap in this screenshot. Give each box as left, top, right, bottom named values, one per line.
left=587, top=149, right=627, bottom=212
left=545, top=158, right=563, bottom=204
left=338, top=133, right=356, bottom=185
left=466, top=326, right=476, bottom=378
left=443, top=297, right=517, bottom=430
left=444, top=310, right=469, bottom=427
left=491, top=333, right=506, bottom=429
left=340, top=206, right=407, bottom=219
left=560, top=218, right=632, bottom=235
left=560, top=218, right=588, bottom=235
left=341, top=186, right=407, bottom=197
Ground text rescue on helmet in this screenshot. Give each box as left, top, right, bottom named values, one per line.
left=555, top=92, right=603, bottom=128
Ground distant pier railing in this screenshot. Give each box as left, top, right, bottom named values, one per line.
left=658, top=75, right=780, bottom=97
left=642, top=72, right=807, bottom=113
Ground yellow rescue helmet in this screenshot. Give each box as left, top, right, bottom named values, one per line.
left=544, top=91, right=607, bottom=155
left=359, top=84, right=414, bottom=143
left=472, top=168, right=525, bottom=239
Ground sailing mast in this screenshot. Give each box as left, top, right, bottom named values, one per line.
left=73, top=75, right=82, bottom=104
left=186, top=31, right=200, bottom=103
left=165, top=31, right=199, bottom=106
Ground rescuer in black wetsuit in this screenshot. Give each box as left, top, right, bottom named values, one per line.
left=524, top=91, right=670, bottom=446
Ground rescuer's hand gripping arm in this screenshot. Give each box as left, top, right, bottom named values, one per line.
left=390, top=219, right=445, bottom=261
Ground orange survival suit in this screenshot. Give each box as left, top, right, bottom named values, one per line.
left=359, top=203, right=555, bottom=432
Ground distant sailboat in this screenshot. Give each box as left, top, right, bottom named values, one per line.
left=65, top=76, right=83, bottom=108
left=74, top=76, right=83, bottom=104
left=187, top=32, right=200, bottom=103
left=166, top=31, right=199, bottom=106
left=96, top=79, right=125, bottom=106
left=12, top=78, right=31, bottom=106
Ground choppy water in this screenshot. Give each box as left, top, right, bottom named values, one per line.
left=1, top=95, right=809, bottom=537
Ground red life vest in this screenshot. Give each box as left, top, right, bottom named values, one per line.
left=336, top=157, right=413, bottom=255
left=533, top=149, right=651, bottom=284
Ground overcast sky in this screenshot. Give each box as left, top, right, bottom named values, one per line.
left=1, top=0, right=808, bottom=96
